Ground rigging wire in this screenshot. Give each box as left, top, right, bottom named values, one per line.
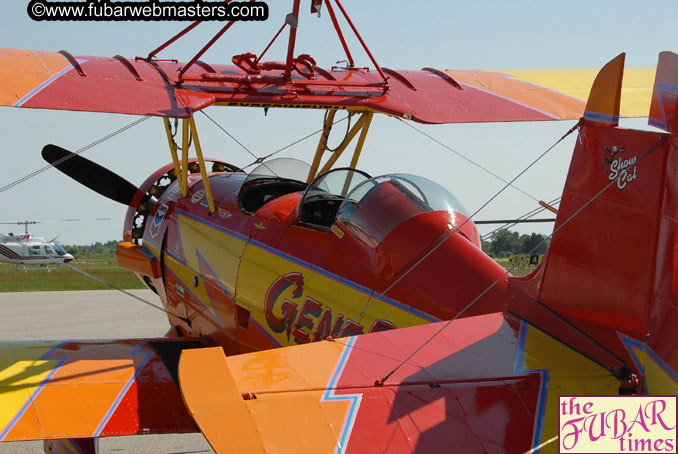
left=480, top=196, right=561, bottom=242
left=247, top=112, right=348, bottom=167
left=0, top=115, right=151, bottom=195
left=200, top=110, right=259, bottom=163
left=200, top=109, right=350, bottom=173
left=1, top=109, right=348, bottom=195
left=351, top=123, right=579, bottom=325
left=199, top=110, right=283, bottom=177
left=524, top=436, right=560, bottom=454
left=60, top=261, right=191, bottom=324
left=397, top=117, right=547, bottom=203
left=374, top=133, right=666, bottom=386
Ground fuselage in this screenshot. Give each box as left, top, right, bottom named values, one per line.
left=119, top=162, right=515, bottom=355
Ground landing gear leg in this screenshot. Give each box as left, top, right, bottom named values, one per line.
left=44, top=438, right=99, bottom=454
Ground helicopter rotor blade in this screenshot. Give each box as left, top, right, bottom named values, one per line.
left=57, top=218, right=112, bottom=222
left=42, top=145, right=142, bottom=206
left=474, top=218, right=556, bottom=225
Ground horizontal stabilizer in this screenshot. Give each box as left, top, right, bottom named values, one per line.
left=179, top=313, right=616, bottom=453
left=179, top=347, right=265, bottom=454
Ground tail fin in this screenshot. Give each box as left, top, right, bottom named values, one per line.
left=582, top=52, right=625, bottom=126
left=649, top=51, right=678, bottom=133
left=527, top=53, right=677, bottom=393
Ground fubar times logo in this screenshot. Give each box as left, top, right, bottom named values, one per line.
left=559, top=396, right=677, bottom=453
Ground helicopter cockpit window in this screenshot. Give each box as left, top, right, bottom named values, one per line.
left=54, top=244, right=68, bottom=256
left=336, top=174, right=468, bottom=244
left=28, top=245, right=42, bottom=256
left=238, top=158, right=311, bottom=214
left=299, top=168, right=372, bottom=228
left=45, top=245, right=55, bottom=255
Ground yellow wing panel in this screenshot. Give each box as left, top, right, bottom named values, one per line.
left=446, top=67, right=655, bottom=119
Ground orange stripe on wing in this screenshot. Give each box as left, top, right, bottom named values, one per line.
left=0, top=49, right=73, bottom=107
left=446, top=70, right=586, bottom=120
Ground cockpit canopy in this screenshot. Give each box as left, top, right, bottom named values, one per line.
left=237, top=160, right=472, bottom=245
left=336, top=174, right=469, bottom=244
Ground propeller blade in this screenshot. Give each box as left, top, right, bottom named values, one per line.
left=42, top=145, right=142, bottom=206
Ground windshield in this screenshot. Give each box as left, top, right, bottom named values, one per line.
left=246, top=157, right=312, bottom=183
left=336, top=174, right=468, bottom=243
left=238, top=157, right=313, bottom=214
left=300, top=168, right=372, bottom=227
left=54, top=244, right=68, bottom=256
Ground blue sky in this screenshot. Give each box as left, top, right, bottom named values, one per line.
left=0, top=0, right=675, bottom=244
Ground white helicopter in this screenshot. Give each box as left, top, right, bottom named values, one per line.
left=0, top=219, right=108, bottom=270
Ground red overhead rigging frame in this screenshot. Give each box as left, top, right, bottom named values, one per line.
left=144, top=0, right=389, bottom=92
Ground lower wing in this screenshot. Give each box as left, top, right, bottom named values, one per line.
left=0, top=337, right=207, bottom=442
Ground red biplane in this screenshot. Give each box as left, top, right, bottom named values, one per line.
left=0, top=1, right=676, bottom=453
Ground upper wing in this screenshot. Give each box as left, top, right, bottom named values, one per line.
left=0, top=337, right=206, bottom=442
left=179, top=312, right=618, bottom=453
left=0, top=49, right=215, bottom=118
left=0, top=48, right=655, bottom=123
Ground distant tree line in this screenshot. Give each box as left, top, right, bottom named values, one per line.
left=63, top=233, right=550, bottom=260
left=65, top=240, right=118, bottom=259
left=481, top=230, right=549, bottom=258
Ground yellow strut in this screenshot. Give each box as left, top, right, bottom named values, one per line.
left=163, top=116, right=216, bottom=212
left=189, top=116, right=216, bottom=214
left=319, top=113, right=369, bottom=174
left=348, top=112, right=372, bottom=170
left=181, top=119, right=190, bottom=197
left=341, top=112, right=373, bottom=195
left=307, top=109, right=336, bottom=183
left=163, top=118, right=183, bottom=193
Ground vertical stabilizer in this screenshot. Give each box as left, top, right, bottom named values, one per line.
left=582, top=53, right=624, bottom=126
left=530, top=53, right=678, bottom=393
left=649, top=51, right=678, bottom=133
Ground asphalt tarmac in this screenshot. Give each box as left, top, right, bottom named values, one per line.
left=0, top=290, right=214, bottom=454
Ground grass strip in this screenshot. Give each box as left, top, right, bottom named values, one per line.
left=0, top=259, right=145, bottom=292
